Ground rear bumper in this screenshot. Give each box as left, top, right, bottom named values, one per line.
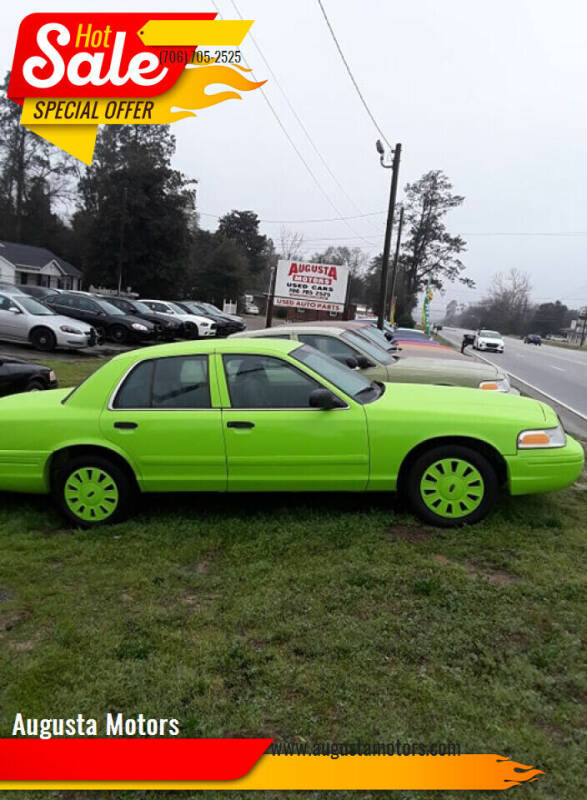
left=506, top=435, right=585, bottom=495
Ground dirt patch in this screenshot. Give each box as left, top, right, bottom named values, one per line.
left=465, top=560, right=519, bottom=586
left=389, top=525, right=433, bottom=542
left=1, top=610, right=26, bottom=631
left=432, top=555, right=519, bottom=586
left=10, top=638, right=37, bottom=652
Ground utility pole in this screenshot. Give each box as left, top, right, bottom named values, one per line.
left=117, top=186, right=128, bottom=296
left=376, top=141, right=402, bottom=330
left=387, top=204, right=404, bottom=321
left=265, top=263, right=277, bottom=328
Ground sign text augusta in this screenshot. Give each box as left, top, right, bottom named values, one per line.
left=274, top=260, right=349, bottom=312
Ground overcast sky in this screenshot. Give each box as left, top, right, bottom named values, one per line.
left=3, top=0, right=587, bottom=314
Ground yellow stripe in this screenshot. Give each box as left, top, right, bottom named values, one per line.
left=137, top=19, right=253, bottom=46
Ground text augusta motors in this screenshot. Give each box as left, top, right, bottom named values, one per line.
left=11, top=713, right=180, bottom=738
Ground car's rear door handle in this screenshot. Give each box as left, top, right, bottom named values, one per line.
left=114, top=421, right=138, bottom=429
left=226, top=421, right=255, bottom=429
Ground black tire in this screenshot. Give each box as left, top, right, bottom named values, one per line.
left=95, top=326, right=106, bottom=344
left=52, top=454, right=137, bottom=528
left=109, top=324, right=128, bottom=345
left=30, top=327, right=56, bottom=352
left=25, top=378, right=46, bottom=392
left=405, top=444, right=498, bottom=528
left=185, top=322, right=199, bottom=340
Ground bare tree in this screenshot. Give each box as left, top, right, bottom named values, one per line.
left=278, top=227, right=305, bottom=260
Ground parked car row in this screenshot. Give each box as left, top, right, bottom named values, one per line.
left=0, top=286, right=247, bottom=352
left=231, top=320, right=515, bottom=393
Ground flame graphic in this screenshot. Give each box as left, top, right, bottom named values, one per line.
left=151, top=64, right=266, bottom=122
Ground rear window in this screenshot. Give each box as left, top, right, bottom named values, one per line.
left=113, top=356, right=211, bottom=409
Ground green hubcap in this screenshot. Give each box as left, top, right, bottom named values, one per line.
left=64, top=468, right=119, bottom=522
left=420, top=458, right=484, bottom=519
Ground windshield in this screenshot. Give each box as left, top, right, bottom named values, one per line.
left=166, top=301, right=188, bottom=315
left=13, top=296, right=55, bottom=316
left=131, top=301, right=152, bottom=314
left=342, top=331, right=394, bottom=364
left=95, top=298, right=124, bottom=315
left=357, top=325, right=394, bottom=351
left=184, top=302, right=208, bottom=314
left=293, top=344, right=381, bottom=404
left=203, top=302, right=222, bottom=313
left=480, top=330, right=501, bottom=338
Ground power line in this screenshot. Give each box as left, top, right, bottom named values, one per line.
left=315, top=0, right=391, bottom=149
left=209, top=0, right=375, bottom=249
left=230, top=0, right=379, bottom=235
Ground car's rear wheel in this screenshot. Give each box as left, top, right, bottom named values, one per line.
left=53, top=455, right=136, bottom=527
left=109, top=324, right=128, bottom=344
left=406, top=445, right=498, bottom=528
left=30, top=327, right=56, bottom=352
left=25, top=378, right=46, bottom=392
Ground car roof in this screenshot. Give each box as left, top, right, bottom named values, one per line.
left=109, top=336, right=299, bottom=366
left=233, top=324, right=347, bottom=337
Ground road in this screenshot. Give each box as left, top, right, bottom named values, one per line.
left=442, top=327, right=587, bottom=435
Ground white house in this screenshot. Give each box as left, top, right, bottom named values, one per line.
left=0, top=241, right=82, bottom=291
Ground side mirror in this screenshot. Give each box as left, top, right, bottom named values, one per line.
left=356, top=355, right=375, bottom=369
left=384, top=332, right=393, bottom=341
left=309, top=388, right=345, bottom=410
left=8, top=307, right=21, bottom=314
left=344, top=356, right=359, bottom=369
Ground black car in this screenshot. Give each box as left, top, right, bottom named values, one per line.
left=98, top=296, right=182, bottom=341
left=175, top=301, right=246, bottom=336
left=0, top=356, right=57, bottom=396
left=524, top=333, right=542, bottom=345
left=45, top=292, right=157, bottom=345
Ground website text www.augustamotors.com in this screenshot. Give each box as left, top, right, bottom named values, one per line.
left=269, top=740, right=461, bottom=758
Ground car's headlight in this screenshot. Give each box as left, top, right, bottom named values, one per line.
left=479, top=378, right=510, bottom=392
left=132, top=323, right=148, bottom=331
left=59, top=325, right=82, bottom=334
left=200, top=322, right=210, bottom=327
left=517, top=425, right=566, bottom=449
left=49, top=370, right=56, bottom=382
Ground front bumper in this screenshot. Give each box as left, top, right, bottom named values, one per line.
left=506, top=435, right=585, bottom=495
left=199, top=326, right=216, bottom=338
left=55, top=329, right=95, bottom=349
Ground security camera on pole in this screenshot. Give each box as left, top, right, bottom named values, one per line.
left=376, top=140, right=402, bottom=330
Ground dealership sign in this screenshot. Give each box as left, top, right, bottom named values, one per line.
left=274, top=260, right=349, bottom=312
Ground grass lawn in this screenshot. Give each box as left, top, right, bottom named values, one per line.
left=0, top=358, right=585, bottom=800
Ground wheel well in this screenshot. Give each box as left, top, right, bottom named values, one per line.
left=29, top=325, right=55, bottom=341
left=397, top=436, right=508, bottom=495
left=48, top=445, right=139, bottom=493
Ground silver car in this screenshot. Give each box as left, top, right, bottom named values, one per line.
left=0, top=289, right=96, bottom=351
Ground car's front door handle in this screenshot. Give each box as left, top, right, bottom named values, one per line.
left=114, top=421, right=138, bottom=430
left=226, top=421, right=255, bottom=429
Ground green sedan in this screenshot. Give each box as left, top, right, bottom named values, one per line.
left=0, top=339, right=582, bottom=528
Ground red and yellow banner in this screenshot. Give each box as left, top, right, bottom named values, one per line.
left=8, top=13, right=265, bottom=164
left=0, top=740, right=544, bottom=790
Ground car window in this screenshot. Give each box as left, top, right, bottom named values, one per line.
left=53, top=295, right=71, bottom=307
left=292, top=344, right=375, bottom=401
left=223, top=354, right=322, bottom=409
left=0, top=294, right=13, bottom=311
left=113, top=356, right=211, bottom=410
left=342, top=331, right=393, bottom=364
left=148, top=301, right=169, bottom=313
left=298, top=333, right=358, bottom=362
left=480, top=330, right=501, bottom=338
left=152, top=356, right=210, bottom=408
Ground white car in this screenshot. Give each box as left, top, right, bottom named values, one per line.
left=244, top=302, right=260, bottom=315
left=474, top=329, right=505, bottom=353
left=139, top=300, right=216, bottom=338
left=0, top=289, right=96, bottom=351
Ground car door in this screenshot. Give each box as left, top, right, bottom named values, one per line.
left=100, top=354, right=227, bottom=491
left=218, top=352, right=369, bottom=491
left=0, top=294, right=30, bottom=341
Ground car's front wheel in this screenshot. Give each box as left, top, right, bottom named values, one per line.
left=25, top=378, right=46, bottom=392
left=53, top=455, right=136, bottom=527
left=109, top=324, right=128, bottom=345
left=406, top=445, right=498, bottom=528
left=30, top=327, right=56, bottom=352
